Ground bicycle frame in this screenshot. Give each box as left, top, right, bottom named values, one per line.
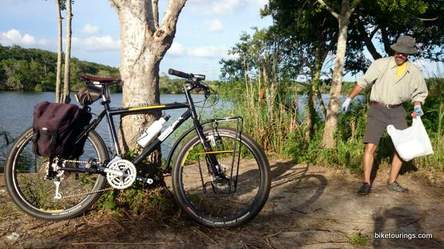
left=75, top=83, right=224, bottom=177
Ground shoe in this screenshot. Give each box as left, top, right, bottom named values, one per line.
left=357, top=182, right=371, bottom=195
left=387, top=181, right=408, bottom=192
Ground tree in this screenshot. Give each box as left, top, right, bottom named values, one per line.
left=346, top=0, right=444, bottom=73
left=62, top=0, right=72, bottom=103
left=55, top=0, right=63, bottom=102
left=317, top=0, right=361, bottom=148
left=262, top=0, right=337, bottom=140
left=110, top=0, right=187, bottom=157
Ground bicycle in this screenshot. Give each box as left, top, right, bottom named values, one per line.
left=4, top=69, right=271, bottom=228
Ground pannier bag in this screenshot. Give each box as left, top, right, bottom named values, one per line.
left=32, top=101, right=92, bottom=158
left=75, top=86, right=102, bottom=106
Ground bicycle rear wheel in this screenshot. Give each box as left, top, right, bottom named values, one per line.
left=172, top=128, right=271, bottom=227
left=4, top=128, right=108, bottom=220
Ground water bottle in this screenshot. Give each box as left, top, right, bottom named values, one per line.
left=137, top=115, right=170, bottom=147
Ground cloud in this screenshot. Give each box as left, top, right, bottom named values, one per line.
left=82, top=24, right=99, bottom=34
left=188, top=46, right=227, bottom=58
left=211, top=0, right=242, bottom=15
left=168, top=42, right=229, bottom=59
left=189, top=0, right=266, bottom=15
left=208, top=19, right=223, bottom=32
left=74, top=35, right=120, bottom=52
left=0, top=29, right=47, bottom=47
left=169, top=42, right=186, bottom=56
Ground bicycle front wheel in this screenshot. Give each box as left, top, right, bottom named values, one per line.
left=4, top=128, right=109, bottom=220
left=172, top=128, right=271, bottom=227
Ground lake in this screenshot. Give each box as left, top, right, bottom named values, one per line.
left=0, top=91, right=355, bottom=167
left=0, top=92, right=232, bottom=165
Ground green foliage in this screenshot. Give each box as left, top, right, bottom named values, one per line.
left=97, top=187, right=177, bottom=218
left=282, top=78, right=444, bottom=172
left=348, top=232, right=369, bottom=246
left=0, top=44, right=119, bottom=91
left=347, top=0, right=444, bottom=72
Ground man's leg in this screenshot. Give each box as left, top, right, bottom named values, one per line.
left=387, top=106, right=409, bottom=192
left=363, top=143, right=378, bottom=184
left=389, top=152, right=402, bottom=183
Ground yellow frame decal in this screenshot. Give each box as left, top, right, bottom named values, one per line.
left=128, top=105, right=166, bottom=111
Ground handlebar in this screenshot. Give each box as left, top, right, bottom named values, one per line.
left=168, top=68, right=193, bottom=79
left=168, top=68, right=210, bottom=98
left=168, top=68, right=206, bottom=81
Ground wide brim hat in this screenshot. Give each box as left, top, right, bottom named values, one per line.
left=390, top=35, right=418, bottom=54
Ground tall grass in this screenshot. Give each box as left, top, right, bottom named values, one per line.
left=221, top=81, right=299, bottom=156
left=222, top=78, right=444, bottom=173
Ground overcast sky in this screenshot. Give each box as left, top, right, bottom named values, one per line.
left=0, top=0, right=271, bottom=80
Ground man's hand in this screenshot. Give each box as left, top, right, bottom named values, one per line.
left=341, top=97, right=352, bottom=112
left=411, top=104, right=424, bottom=118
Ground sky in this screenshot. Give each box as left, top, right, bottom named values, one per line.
left=0, top=0, right=442, bottom=81
left=0, top=0, right=271, bottom=80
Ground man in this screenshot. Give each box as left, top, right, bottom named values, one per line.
left=342, top=35, right=428, bottom=195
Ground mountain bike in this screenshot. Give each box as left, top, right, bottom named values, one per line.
left=4, top=69, right=271, bottom=228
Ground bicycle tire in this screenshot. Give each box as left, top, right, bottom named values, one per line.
left=4, top=128, right=109, bottom=220
left=172, top=128, right=271, bottom=227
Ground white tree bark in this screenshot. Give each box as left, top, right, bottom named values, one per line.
left=55, top=0, right=63, bottom=103
left=318, top=0, right=361, bottom=148
left=62, top=0, right=72, bottom=103
left=111, top=0, right=187, bottom=153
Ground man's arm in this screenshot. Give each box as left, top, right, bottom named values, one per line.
left=341, top=84, right=364, bottom=112
left=347, top=84, right=364, bottom=99
left=410, top=70, right=428, bottom=117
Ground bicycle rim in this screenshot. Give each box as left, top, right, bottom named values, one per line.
left=174, top=129, right=270, bottom=227
left=9, top=130, right=105, bottom=216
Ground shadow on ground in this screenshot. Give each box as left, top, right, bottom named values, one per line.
left=0, top=160, right=443, bottom=249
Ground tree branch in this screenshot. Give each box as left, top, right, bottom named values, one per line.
left=380, top=27, right=392, bottom=55
left=417, top=16, right=439, bottom=21
left=152, top=0, right=159, bottom=29
left=160, top=0, right=186, bottom=31
left=146, top=0, right=156, bottom=32
left=357, top=22, right=381, bottom=59
left=157, top=0, right=186, bottom=39
left=109, top=0, right=122, bottom=9
left=317, top=0, right=339, bottom=19
left=350, top=0, right=361, bottom=11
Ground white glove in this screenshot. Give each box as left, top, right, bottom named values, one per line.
left=341, top=97, right=352, bottom=112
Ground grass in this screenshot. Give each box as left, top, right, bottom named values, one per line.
left=348, top=232, right=369, bottom=246
left=221, top=78, right=444, bottom=174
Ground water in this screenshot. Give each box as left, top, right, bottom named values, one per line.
left=0, top=91, right=232, bottom=166
left=0, top=91, right=362, bottom=167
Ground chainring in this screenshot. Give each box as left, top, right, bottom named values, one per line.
left=106, top=159, right=137, bottom=190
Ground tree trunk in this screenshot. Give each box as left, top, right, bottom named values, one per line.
left=317, top=0, right=360, bottom=148
left=55, top=0, right=63, bottom=103
left=304, top=47, right=323, bottom=141
left=322, top=16, right=350, bottom=148
left=112, top=0, right=186, bottom=157
left=62, top=0, right=72, bottom=103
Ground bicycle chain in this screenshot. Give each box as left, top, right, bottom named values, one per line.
left=57, top=159, right=114, bottom=199
left=61, top=187, right=114, bottom=199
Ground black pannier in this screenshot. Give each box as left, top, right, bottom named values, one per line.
left=32, top=101, right=92, bottom=158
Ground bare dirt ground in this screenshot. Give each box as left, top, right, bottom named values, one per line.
left=0, top=160, right=443, bottom=249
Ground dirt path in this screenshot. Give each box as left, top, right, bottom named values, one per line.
left=0, top=160, right=443, bottom=249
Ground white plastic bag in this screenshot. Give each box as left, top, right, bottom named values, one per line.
left=386, top=117, right=434, bottom=161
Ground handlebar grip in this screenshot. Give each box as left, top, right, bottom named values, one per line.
left=168, top=68, right=192, bottom=79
